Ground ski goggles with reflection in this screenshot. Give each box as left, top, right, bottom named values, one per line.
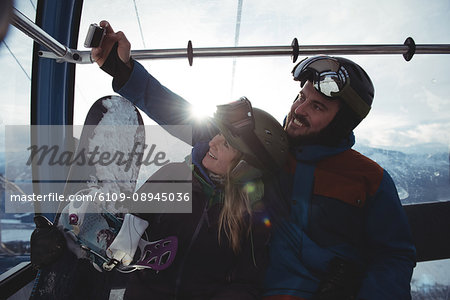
left=292, top=56, right=370, bottom=119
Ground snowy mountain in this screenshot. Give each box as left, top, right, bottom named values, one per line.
left=355, top=144, right=450, bottom=204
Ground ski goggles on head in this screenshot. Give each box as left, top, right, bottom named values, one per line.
left=214, top=97, right=278, bottom=173
left=214, top=97, right=255, bottom=136
left=292, top=56, right=371, bottom=119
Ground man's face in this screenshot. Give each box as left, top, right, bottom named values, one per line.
left=285, top=81, right=341, bottom=142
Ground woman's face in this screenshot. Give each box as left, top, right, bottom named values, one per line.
left=202, top=134, right=240, bottom=175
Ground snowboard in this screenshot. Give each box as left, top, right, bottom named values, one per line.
left=56, top=94, right=145, bottom=273
left=29, top=95, right=145, bottom=299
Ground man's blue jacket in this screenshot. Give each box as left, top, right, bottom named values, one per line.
left=263, top=137, right=417, bottom=299
left=112, top=60, right=417, bottom=300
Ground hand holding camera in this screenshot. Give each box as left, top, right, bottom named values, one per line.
left=84, top=23, right=105, bottom=48
left=89, top=20, right=132, bottom=69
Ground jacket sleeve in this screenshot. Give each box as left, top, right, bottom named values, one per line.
left=113, top=60, right=218, bottom=145
left=357, top=170, right=417, bottom=300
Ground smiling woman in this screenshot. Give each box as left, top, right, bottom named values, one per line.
left=87, top=94, right=289, bottom=298
left=201, top=133, right=240, bottom=175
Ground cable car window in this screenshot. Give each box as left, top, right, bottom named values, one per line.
left=0, top=0, right=36, bottom=275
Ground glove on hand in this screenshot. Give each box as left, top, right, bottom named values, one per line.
left=30, top=215, right=66, bottom=269
left=100, top=42, right=133, bottom=89
left=106, top=213, right=148, bottom=266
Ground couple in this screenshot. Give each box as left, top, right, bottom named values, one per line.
left=93, top=21, right=416, bottom=300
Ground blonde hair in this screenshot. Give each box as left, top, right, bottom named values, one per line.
left=218, top=155, right=262, bottom=254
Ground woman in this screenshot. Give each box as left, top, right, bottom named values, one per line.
left=92, top=21, right=289, bottom=298
left=120, top=97, right=288, bottom=299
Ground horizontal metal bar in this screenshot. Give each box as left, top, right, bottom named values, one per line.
left=130, top=44, right=450, bottom=60
left=131, top=45, right=293, bottom=60
left=415, top=44, right=450, bottom=54
left=11, top=6, right=450, bottom=64
left=50, top=42, right=450, bottom=64
left=306, top=44, right=450, bottom=55
left=10, top=7, right=68, bottom=58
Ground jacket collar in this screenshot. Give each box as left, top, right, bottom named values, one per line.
left=191, top=141, right=217, bottom=188
left=292, top=132, right=355, bottom=163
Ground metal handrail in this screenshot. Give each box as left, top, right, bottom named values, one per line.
left=10, top=7, right=68, bottom=58
left=129, top=43, right=450, bottom=59
left=10, top=7, right=450, bottom=65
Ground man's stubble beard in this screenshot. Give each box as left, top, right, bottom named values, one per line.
left=284, top=111, right=324, bottom=147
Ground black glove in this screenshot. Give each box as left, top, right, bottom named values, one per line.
left=30, top=215, right=66, bottom=269
left=100, top=42, right=133, bottom=90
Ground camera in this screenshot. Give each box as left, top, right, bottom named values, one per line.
left=84, top=23, right=105, bottom=48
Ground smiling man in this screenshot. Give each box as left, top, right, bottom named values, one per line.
left=263, top=55, right=417, bottom=300
left=285, top=82, right=341, bottom=144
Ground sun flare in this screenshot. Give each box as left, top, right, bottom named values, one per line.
left=190, top=104, right=216, bottom=120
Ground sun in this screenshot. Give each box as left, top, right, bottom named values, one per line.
left=190, top=103, right=216, bottom=120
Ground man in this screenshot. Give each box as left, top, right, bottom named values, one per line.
left=93, top=21, right=416, bottom=300
left=262, top=56, right=417, bottom=300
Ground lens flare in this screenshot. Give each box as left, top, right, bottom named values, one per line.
left=190, top=104, right=216, bottom=120
left=244, top=182, right=256, bottom=193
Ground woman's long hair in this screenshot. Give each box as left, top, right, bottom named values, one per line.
left=218, top=155, right=261, bottom=254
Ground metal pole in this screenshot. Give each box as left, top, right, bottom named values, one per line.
left=10, top=6, right=450, bottom=64
left=415, top=44, right=450, bottom=54
left=129, top=44, right=450, bottom=60
left=131, top=45, right=292, bottom=60
left=36, top=43, right=450, bottom=65
left=44, top=42, right=449, bottom=64
left=10, top=7, right=68, bottom=58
